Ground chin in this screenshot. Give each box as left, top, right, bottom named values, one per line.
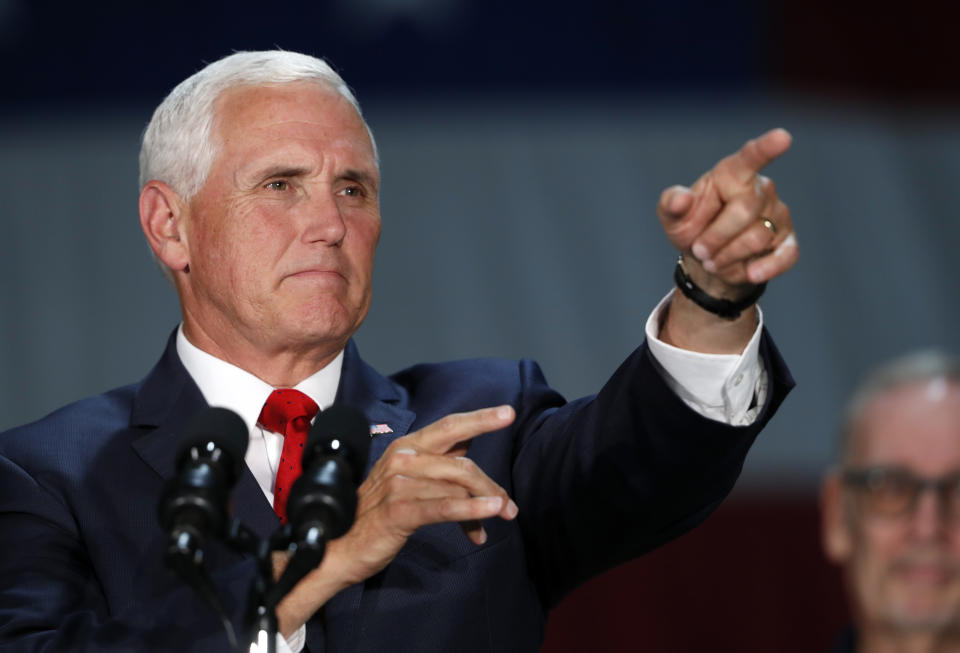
left=280, top=306, right=363, bottom=346
left=882, top=598, right=960, bottom=631
left=886, top=613, right=960, bottom=632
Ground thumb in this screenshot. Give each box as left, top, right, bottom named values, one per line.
left=657, top=185, right=694, bottom=222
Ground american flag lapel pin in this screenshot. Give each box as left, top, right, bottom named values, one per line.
left=369, top=423, right=393, bottom=436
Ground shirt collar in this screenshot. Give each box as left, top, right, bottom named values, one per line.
left=175, top=324, right=343, bottom=432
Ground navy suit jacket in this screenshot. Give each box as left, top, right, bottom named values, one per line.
left=0, top=331, right=793, bottom=652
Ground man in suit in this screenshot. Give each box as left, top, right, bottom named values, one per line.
left=0, top=50, right=797, bottom=652
left=822, top=352, right=960, bottom=653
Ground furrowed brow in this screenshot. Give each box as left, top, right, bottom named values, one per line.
left=339, top=168, right=379, bottom=192
left=234, top=163, right=311, bottom=189
left=256, top=165, right=310, bottom=182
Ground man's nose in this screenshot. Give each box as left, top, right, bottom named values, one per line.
left=910, top=487, right=950, bottom=540
left=300, top=191, right=346, bottom=246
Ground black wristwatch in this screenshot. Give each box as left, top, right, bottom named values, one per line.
left=673, top=256, right=765, bottom=320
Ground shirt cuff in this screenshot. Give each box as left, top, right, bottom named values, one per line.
left=277, top=625, right=307, bottom=653
left=645, top=289, right=767, bottom=426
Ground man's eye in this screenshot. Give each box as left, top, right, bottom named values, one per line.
left=266, top=180, right=289, bottom=191
left=876, top=477, right=912, bottom=498
left=340, top=185, right=363, bottom=198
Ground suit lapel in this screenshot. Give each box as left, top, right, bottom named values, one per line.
left=128, top=331, right=278, bottom=539
left=129, top=331, right=206, bottom=482
left=335, top=340, right=417, bottom=477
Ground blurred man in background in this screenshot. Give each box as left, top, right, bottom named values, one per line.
left=822, top=351, right=960, bottom=652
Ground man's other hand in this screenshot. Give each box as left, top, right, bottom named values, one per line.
left=658, top=128, right=798, bottom=294
left=274, top=406, right=518, bottom=636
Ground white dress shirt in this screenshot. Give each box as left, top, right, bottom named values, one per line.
left=173, top=292, right=765, bottom=651
left=645, top=290, right=767, bottom=425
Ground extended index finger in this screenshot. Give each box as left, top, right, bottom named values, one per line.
left=409, top=405, right=516, bottom=455
left=721, top=128, right=792, bottom=183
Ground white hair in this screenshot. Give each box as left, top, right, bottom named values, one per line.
left=839, top=349, right=960, bottom=463
left=139, top=50, right=377, bottom=199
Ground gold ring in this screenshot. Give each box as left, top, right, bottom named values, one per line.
left=761, top=218, right=777, bottom=235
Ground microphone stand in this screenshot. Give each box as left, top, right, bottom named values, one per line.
left=227, top=520, right=326, bottom=653
left=163, top=529, right=240, bottom=650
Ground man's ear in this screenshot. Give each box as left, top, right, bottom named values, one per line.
left=821, top=470, right=854, bottom=564
left=139, top=180, right=190, bottom=273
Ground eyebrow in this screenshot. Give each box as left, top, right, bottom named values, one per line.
left=338, top=168, right=379, bottom=191
left=253, top=165, right=310, bottom=183
left=242, top=165, right=378, bottom=190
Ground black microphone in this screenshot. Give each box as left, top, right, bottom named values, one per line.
left=157, top=407, right=248, bottom=647
left=266, top=404, right=370, bottom=608
left=159, top=407, right=248, bottom=555
left=289, top=404, right=370, bottom=537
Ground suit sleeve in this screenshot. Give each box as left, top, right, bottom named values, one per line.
left=510, top=331, right=793, bottom=607
left=0, top=453, right=254, bottom=653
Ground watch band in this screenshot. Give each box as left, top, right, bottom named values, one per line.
left=673, top=256, right=765, bottom=320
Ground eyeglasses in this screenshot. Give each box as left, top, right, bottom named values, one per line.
left=842, top=466, right=960, bottom=519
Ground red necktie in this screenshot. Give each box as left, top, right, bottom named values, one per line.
left=256, top=389, right=320, bottom=524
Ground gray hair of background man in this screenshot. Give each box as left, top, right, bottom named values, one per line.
left=137, top=50, right=379, bottom=282
left=838, top=350, right=960, bottom=464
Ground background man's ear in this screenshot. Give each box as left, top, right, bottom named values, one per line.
left=821, top=471, right=854, bottom=564
left=139, top=180, right=190, bottom=273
